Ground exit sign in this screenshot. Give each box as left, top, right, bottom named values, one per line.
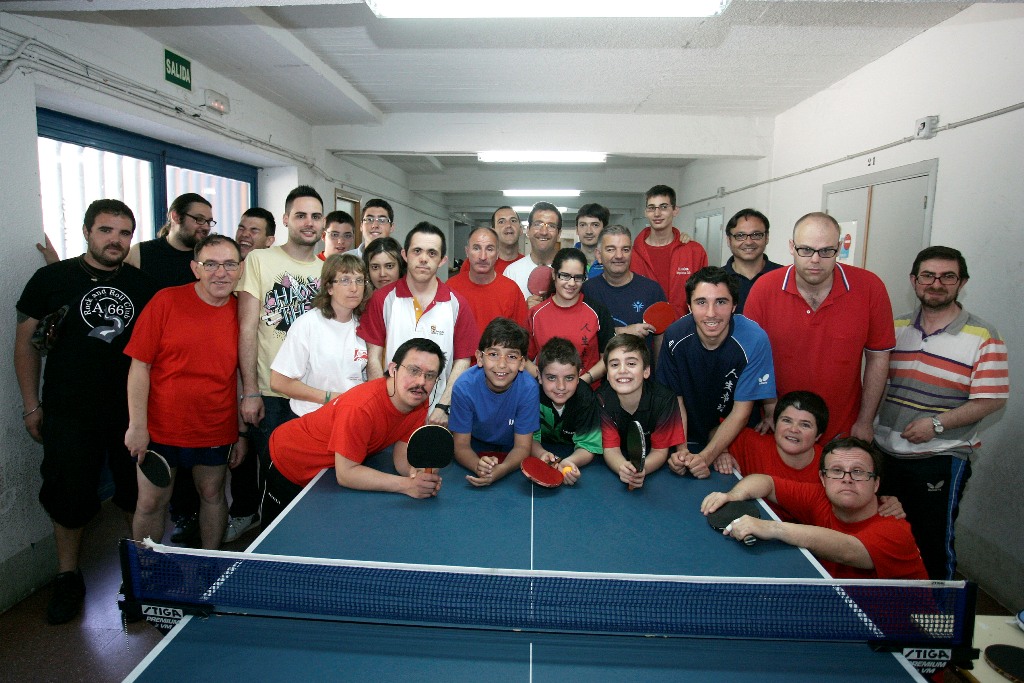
left=164, top=49, right=191, bottom=90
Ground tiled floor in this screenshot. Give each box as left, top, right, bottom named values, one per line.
left=0, top=501, right=1011, bottom=682
left=0, top=501, right=257, bottom=682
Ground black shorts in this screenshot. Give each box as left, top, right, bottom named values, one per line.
left=40, top=406, right=136, bottom=528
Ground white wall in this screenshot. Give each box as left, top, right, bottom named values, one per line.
left=681, top=3, right=1024, bottom=608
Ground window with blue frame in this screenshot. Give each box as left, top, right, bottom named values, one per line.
left=36, top=109, right=258, bottom=259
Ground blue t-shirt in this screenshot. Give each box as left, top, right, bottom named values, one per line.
left=581, top=273, right=668, bottom=349
left=655, top=314, right=776, bottom=452
left=574, top=242, right=605, bottom=278
left=449, top=365, right=540, bottom=450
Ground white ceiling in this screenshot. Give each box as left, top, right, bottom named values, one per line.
left=2, top=0, right=974, bottom=219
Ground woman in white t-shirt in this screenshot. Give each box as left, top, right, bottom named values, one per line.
left=270, top=254, right=370, bottom=416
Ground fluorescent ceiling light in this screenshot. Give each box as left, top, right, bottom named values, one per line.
left=478, top=151, right=606, bottom=164
left=503, top=189, right=581, bottom=197
left=512, top=206, right=571, bottom=213
left=367, top=0, right=729, bottom=18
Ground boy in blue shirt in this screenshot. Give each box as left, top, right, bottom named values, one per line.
left=532, top=338, right=603, bottom=485
left=450, top=317, right=540, bottom=486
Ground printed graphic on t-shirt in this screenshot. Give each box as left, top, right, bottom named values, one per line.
left=81, top=286, right=135, bottom=343
left=261, top=273, right=320, bottom=333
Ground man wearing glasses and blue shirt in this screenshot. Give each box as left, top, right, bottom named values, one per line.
left=702, top=437, right=927, bottom=580
left=745, top=212, right=895, bottom=444
left=721, top=208, right=782, bottom=314
left=346, top=198, right=395, bottom=259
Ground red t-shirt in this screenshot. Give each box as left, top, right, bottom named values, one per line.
left=269, top=378, right=428, bottom=486
left=630, top=227, right=708, bottom=317
left=729, top=428, right=822, bottom=521
left=527, top=295, right=612, bottom=373
left=744, top=264, right=895, bottom=442
left=773, top=479, right=928, bottom=580
left=447, top=269, right=528, bottom=335
left=125, top=284, right=238, bottom=447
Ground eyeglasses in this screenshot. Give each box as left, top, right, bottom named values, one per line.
left=185, top=213, right=217, bottom=228
left=794, top=245, right=839, bottom=259
left=914, top=272, right=961, bottom=285
left=645, top=203, right=673, bottom=212
left=362, top=216, right=392, bottom=225
left=556, top=271, right=586, bottom=283
left=730, top=231, right=766, bottom=242
left=530, top=221, right=559, bottom=230
left=332, top=277, right=365, bottom=287
left=821, top=466, right=876, bottom=481
left=195, top=260, right=240, bottom=272
left=399, top=364, right=439, bottom=383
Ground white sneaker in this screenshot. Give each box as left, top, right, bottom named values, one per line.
left=222, top=514, right=259, bottom=543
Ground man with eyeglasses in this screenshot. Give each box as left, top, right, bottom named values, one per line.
left=702, top=437, right=927, bottom=579
left=358, top=222, right=479, bottom=427
left=503, top=202, right=563, bottom=305
left=237, top=186, right=326, bottom=535
left=722, top=208, right=782, bottom=313
left=745, top=212, right=895, bottom=444
left=491, top=206, right=525, bottom=275
left=317, top=210, right=355, bottom=261
left=630, top=185, right=708, bottom=317
left=127, top=193, right=215, bottom=287
left=874, top=246, right=1008, bottom=580
left=346, top=199, right=395, bottom=259
left=260, top=338, right=448, bottom=526
left=125, top=234, right=246, bottom=550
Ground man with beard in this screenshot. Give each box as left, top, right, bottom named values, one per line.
left=574, top=203, right=609, bottom=277
left=238, top=186, right=325, bottom=526
left=126, top=193, right=214, bottom=286
left=15, top=199, right=157, bottom=623
left=874, top=246, right=1008, bottom=579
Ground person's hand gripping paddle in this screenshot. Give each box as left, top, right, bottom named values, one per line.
left=520, top=455, right=570, bottom=488
left=137, top=450, right=171, bottom=488
left=624, top=421, right=647, bottom=491
left=642, top=301, right=677, bottom=335
left=707, top=500, right=762, bottom=546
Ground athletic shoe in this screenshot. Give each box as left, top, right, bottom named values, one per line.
left=222, top=514, right=259, bottom=543
left=46, top=569, right=85, bottom=625
left=170, top=514, right=200, bottom=545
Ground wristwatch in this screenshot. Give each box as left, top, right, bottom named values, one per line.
left=931, top=416, right=944, bottom=434
left=436, top=403, right=451, bottom=415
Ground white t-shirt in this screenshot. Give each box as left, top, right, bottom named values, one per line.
left=503, top=256, right=543, bottom=299
left=270, top=309, right=368, bottom=416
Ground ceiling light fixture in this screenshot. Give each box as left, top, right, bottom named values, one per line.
left=503, top=189, right=581, bottom=197
left=367, top=0, right=729, bottom=19
left=478, top=151, right=606, bottom=164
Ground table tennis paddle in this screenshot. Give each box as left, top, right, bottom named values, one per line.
left=137, top=449, right=172, bottom=488
left=520, top=455, right=564, bottom=488
left=707, top=499, right=761, bottom=546
left=985, top=644, right=1024, bottom=683
left=624, top=420, right=647, bottom=491
left=406, top=424, right=454, bottom=473
left=527, top=266, right=553, bottom=297
left=642, top=301, right=677, bottom=335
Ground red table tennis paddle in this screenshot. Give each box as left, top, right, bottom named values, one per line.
left=642, top=301, right=677, bottom=335
left=624, top=420, right=647, bottom=491
left=527, top=266, right=553, bottom=297
left=520, top=455, right=566, bottom=488
left=707, top=499, right=761, bottom=546
left=137, top=450, right=171, bottom=488
left=407, top=424, right=454, bottom=473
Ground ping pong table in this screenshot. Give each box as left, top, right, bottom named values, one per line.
left=125, top=458, right=931, bottom=682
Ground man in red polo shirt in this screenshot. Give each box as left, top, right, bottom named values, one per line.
left=744, top=212, right=895, bottom=443
left=630, top=184, right=708, bottom=317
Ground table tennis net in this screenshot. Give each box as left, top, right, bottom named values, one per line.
left=121, top=539, right=972, bottom=646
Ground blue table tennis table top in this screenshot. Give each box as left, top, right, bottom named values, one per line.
left=125, top=457, right=925, bottom=682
